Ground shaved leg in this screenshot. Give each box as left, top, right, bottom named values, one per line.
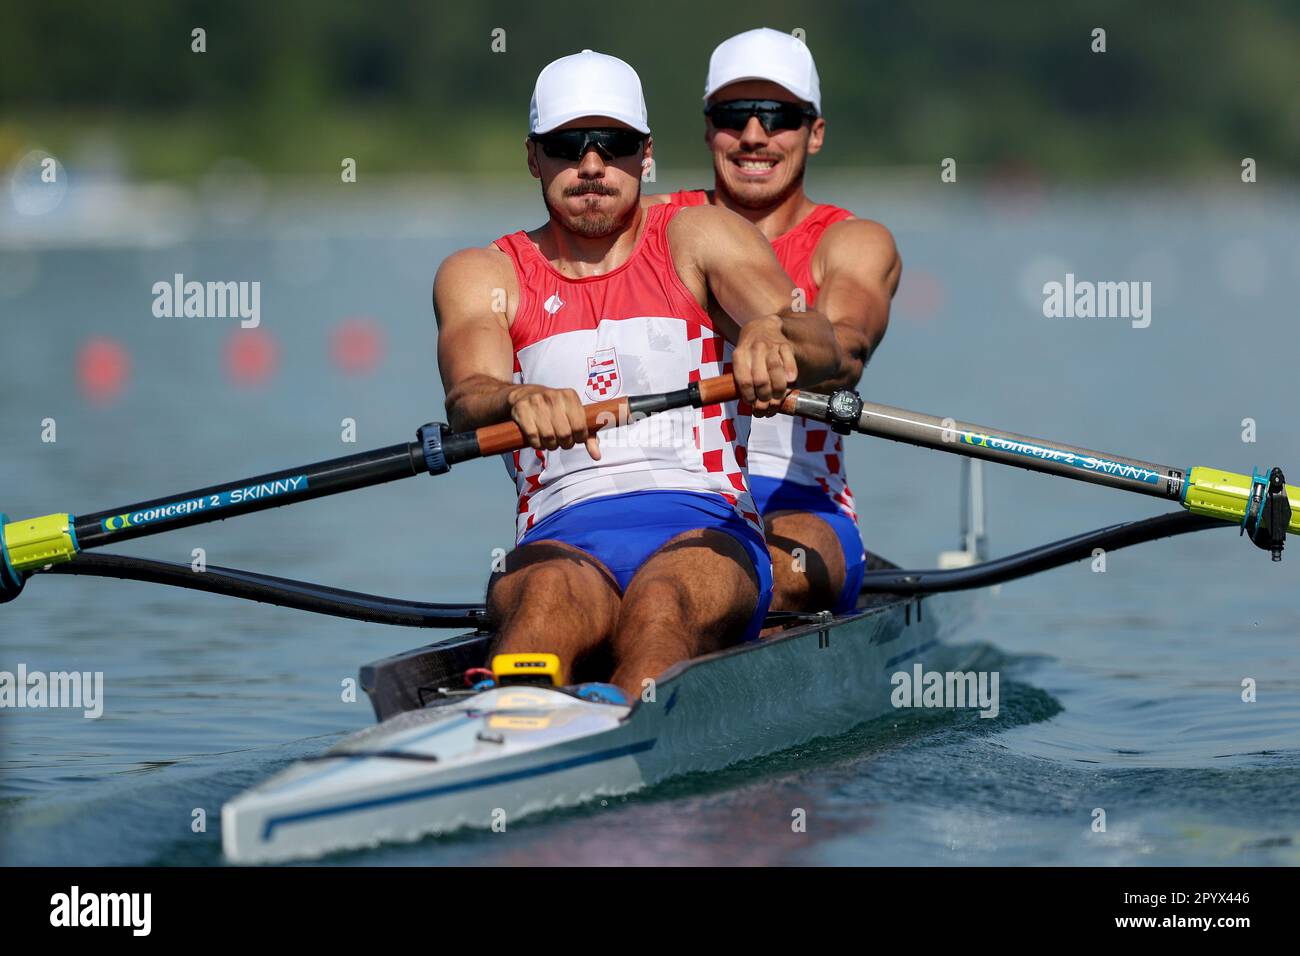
left=487, top=541, right=621, bottom=682
left=764, top=511, right=846, bottom=613
left=609, top=528, right=760, bottom=700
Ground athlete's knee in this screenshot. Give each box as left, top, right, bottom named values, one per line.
left=488, top=544, right=612, bottom=625
left=621, top=568, right=756, bottom=649
left=618, top=573, right=692, bottom=632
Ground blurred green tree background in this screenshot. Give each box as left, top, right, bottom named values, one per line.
left=1, top=0, right=1296, bottom=182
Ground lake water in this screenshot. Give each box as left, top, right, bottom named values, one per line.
left=1, top=172, right=1297, bottom=865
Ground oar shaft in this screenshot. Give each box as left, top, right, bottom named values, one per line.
left=74, top=443, right=424, bottom=549
left=786, top=392, right=1185, bottom=500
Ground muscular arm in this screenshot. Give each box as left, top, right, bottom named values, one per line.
left=808, top=218, right=901, bottom=391
left=669, top=205, right=841, bottom=405
left=433, top=246, right=599, bottom=457
left=433, top=247, right=518, bottom=432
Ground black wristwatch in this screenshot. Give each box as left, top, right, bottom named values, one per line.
left=825, top=389, right=864, bottom=435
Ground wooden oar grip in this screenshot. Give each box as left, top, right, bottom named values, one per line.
left=697, top=375, right=800, bottom=413
left=696, top=374, right=739, bottom=405
left=473, top=420, right=537, bottom=457
left=473, top=374, right=743, bottom=456
left=779, top=389, right=804, bottom=415
left=469, top=392, right=647, bottom=456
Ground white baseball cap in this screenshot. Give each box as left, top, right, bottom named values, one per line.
left=703, top=28, right=821, bottom=115
left=529, top=50, right=651, bottom=135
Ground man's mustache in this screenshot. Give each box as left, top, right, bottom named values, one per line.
left=564, top=182, right=620, bottom=197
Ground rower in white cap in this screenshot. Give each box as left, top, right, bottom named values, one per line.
left=649, top=28, right=902, bottom=616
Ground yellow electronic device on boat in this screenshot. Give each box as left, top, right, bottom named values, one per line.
left=491, top=653, right=565, bottom=687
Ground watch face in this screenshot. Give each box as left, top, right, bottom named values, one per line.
left=831, top=393, right=856, bottom=416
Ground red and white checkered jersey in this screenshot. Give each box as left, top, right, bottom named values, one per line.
left=667, top=192, right=858, bottom=522
left=493, top=203, right=761, bottom=542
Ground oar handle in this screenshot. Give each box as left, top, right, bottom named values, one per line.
left=473, top=374, right=740, bottom=456
left=698, top=375, right=742, bottom=406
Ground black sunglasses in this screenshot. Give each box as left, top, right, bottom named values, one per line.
left=704, top=99, right=817, bottom=133
left=529, top=128, right=647, bottom=161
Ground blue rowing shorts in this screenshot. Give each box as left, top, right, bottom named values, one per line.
left=749, top=475, right=866, bottom=614
left=518, top=489, right=774, bottom=642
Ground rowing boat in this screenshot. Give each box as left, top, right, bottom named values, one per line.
left=221, top=547, right=983, bottom=863
left=2, top=376, right=1293, bottom=864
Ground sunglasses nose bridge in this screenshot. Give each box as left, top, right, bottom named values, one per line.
left=739, top=113, right=772, bottom=140
left=576, top=143, right=611, bottom=169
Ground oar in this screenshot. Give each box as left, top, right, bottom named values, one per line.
left=780, top=388, right=1297, bottom=560
left=0, top=375, right=737, bottom=602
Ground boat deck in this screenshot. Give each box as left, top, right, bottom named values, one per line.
left=360, top=551, right=925, bottom=721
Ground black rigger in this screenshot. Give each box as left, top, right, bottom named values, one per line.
left=40, top=511, right=1228, bottom=628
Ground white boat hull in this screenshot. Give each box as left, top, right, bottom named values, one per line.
left=223, top=585, right=980, bottom=863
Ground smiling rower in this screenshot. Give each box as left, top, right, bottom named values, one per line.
left=433, top=51, right=839, bottom=699
left=647, top=28, right=902, bottom=615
